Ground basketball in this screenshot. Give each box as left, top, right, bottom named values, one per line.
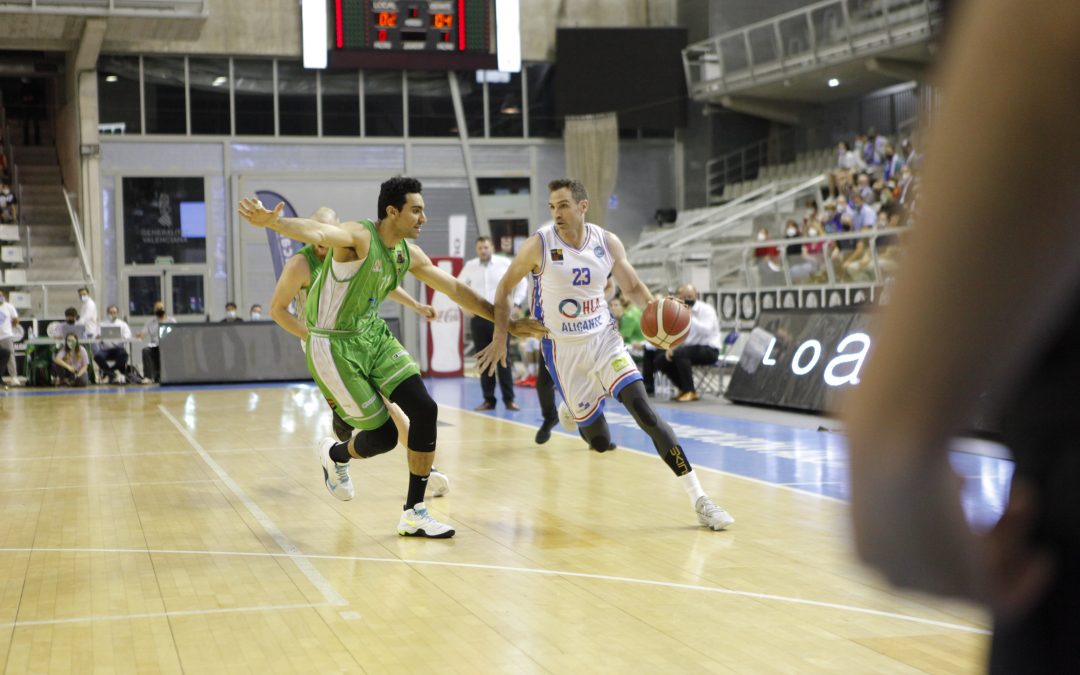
left=640, top=297, right=692, bottom=349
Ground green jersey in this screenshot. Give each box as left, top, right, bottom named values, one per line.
left=305, top=219, right=411, bottom=333
left=294, top=244, right=323, bottom=311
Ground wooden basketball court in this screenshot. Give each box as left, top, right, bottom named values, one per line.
left=0, top=383, right=989, bottom=673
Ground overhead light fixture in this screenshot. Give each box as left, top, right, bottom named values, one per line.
left=105, top=74, right=118, bottom=83
left=212, top=76, right=227, bottom=86
left=827, top=78, right=840, bottom=88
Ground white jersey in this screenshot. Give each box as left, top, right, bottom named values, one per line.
left=532, top=222, right=615, bottom=340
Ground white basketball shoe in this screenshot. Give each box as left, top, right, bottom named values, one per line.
left=397, top=502, right=455, bottom=538
left=695, top=496, right=734, bottom=531
left=428, top=469, right=450, bottom=498
left=316, top=437, right=354, bottom=501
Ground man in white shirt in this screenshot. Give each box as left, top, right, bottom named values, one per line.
left=77, top=287, right=99, bottom=338
left=0, top=290, right=20, bottom=384
left=458, top=235, right=526, bottom=411
left=94, top=304, right=132, bottom=383
left=655, top=284, right=722, bottom=402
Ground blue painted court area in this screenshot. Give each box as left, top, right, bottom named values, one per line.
left=426, top=376, right=1013, bottom=531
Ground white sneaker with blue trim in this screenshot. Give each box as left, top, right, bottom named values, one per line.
left=397, top=502, right=455, bottom=538
left=316, top=437, right=354, bottom=501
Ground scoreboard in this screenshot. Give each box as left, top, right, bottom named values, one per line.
left=331, top=0, right=499, bottom=70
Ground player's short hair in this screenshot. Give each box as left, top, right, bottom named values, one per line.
left=547, top=179, right=589, bottom=203
left=475, top=236, right=492, bottom=244
left=378, top=176, right=423, bottom=221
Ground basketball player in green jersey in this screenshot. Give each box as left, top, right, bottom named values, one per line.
left=240, top=177, right=546, bottom=538
left=268, top=207, right=450, bottom=497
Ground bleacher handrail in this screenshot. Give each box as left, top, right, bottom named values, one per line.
left=668, top=174, right=825, bottom=249
left=683, top=0, right=943, bottom=99
left=631, top=181, right=779, bottom=253
left=62, top=190, right=95, bottom=289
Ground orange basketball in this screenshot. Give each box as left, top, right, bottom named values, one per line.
left=641, top=297, right=692, bottom=349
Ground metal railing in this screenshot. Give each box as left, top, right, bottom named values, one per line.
left=631, top=181, right=778, bottom=253
left=0, top=0, right=207, bottom=18
left=62, top=190, right=94, bottom=287
left=683, top=0, right=943, bottom=100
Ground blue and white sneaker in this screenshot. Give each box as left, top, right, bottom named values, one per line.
left=428, top=469, right=450, bottom=498
left=316, top=437, right=354, bottom=501
left=397, top=502, right=455, bottom=538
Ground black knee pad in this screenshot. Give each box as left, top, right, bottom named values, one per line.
left=389, top=375, right=438, bottom=453
left=354, top=421, right=398, bottom=458
left=579, top=420, right=614, bottom=453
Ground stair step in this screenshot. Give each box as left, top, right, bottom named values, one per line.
left=26, top=268, right=84, bottom=282
left=28, top=244, right=77, bottom=257
left=10, top=146, right=58, bottom=163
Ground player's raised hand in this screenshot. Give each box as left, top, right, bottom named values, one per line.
left=238, top=198, right=283, bottom=228
left=508, top=318, right=548, bottom=339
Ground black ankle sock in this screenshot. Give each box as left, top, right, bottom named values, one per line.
left=405, top=472, right=429, bottom=511
left=329, top=439, right=352, bottom=464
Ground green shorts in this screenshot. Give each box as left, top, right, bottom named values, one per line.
left=305, top=321, right=420, bottom=431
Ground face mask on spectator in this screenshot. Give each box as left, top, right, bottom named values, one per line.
left=226, top=310, right=237, bottom=319
left=786, top=227, right=798, bottom=237
left=79, top=294, right=88, bottom=302
left=250, top=312, right=262, bottom=321
left=155, top=309, right=166, bottom=319
left=757, top=231, right=767, bottom=241
left=108, top=312, right=118, bottom=320
left=66, top=338, right=76, bottom=350
left=807, top=227, right=820, bottom=236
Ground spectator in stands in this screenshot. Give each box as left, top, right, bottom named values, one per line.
left=900, top=138, right=920, bottom=170
left=47, top=307, right=84, bottom=339
left=830, top=142, right=859, bottom=197
left=896, top=164, right=916, bottom=204
left=249, top=304, right=264, bottom=321
left=0, top=183, right=16, bottom=223
left=883, top=144, right=903, bottom=182
left=222, top=301, right=242, bottom=322
left=785, top=220, right=819, bottom=284
left=655, top=285, right=721, bottom=403
left=52, top=334, right=89, bottom=387
left=802, top=219, right=829, bottom=283
left=77, top=287, right=98, bottom=338
left=94, top=304, right=131, bottom=384
left=0, top=290, right=20, bottom=385
left=850, top=192, right=877, bottom=232
left=821, top=200, right=841, bottom=233
left=753, top=227, right=784, bottom=286
left=802, top=199, right=819, bottom=228
left=138, top=301, right=175, bottom=382
left=854, top=173, right=875, bottom=204
left=864, top=128, right=885, bottom=169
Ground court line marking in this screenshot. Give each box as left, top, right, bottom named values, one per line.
left=0, top=602, right=331, bottom=629
left=0, top=479, right=224, bottom=493
left=0, top=546, right=990, bottom=636
left=157, top=405, right=348, bottom=607
left=0, top=448, right=258, bottom=462
left=449, top=406, right=848, bottom=504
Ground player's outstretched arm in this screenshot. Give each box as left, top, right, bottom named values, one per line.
left=238, top=198, right=355, bottom=248
left=606, top=232, right=654, bottom=308
left=476, top=235, right=543, bottom=376
left=407, top=243, right=496, bottom=319
left=269, top=255, right=310, bottom=340
left=387, top=286, right=436, bottom=320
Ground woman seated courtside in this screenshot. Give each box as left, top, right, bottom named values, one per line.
left=52, top=334, right=90, bottom=387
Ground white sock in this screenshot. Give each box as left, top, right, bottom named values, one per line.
left=527, top=363, right=536, bottom=376
left=678, top=470, right=707, bottom=506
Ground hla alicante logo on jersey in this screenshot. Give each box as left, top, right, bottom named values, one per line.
left=559, top=297, right=602, bottom=319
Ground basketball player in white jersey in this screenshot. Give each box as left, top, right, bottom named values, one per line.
left=477, top=179, right=734, bottom=530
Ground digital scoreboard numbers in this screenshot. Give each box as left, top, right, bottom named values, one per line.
left=332, top=0, right=497, bottom=70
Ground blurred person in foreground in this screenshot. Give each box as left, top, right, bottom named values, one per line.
left=843, top=1, right=1080, bottom=671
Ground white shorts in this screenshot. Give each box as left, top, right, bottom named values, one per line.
left=541, top=327, right=642, bottom=426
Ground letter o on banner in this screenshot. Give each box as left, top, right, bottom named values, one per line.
left=791, top=339, right=823, bottom=375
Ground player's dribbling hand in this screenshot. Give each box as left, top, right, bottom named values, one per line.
left=238, top=198, right=283, bottom=228
left=475, top=340, right=507, bottom=376
left=508, top=318, right=548, bottom=339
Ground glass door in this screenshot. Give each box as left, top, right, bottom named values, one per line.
left=122, top=267, right=208, bottom=323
